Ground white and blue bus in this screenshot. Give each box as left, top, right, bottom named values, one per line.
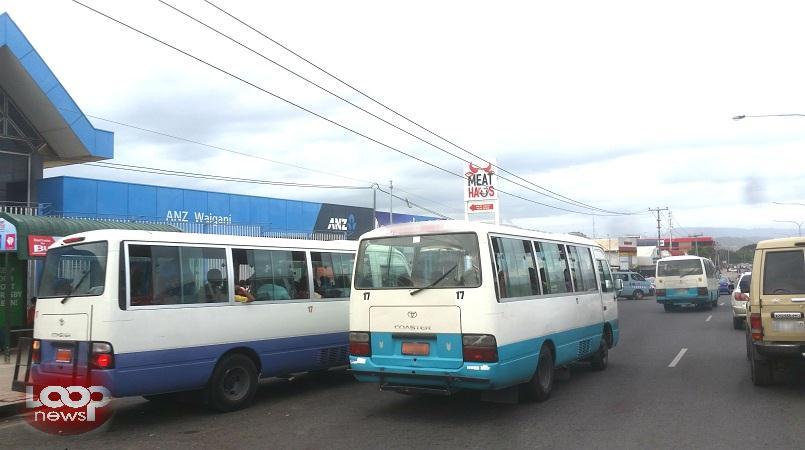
left=25, top=230, right=357, bottom=411
left=655, top=255, right=720, bottom=311
left=348, top=221, right=619, bottom=401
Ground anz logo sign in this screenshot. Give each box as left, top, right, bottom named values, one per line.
left=327, top=214, right=357, bottom=235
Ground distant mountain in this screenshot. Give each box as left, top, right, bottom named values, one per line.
left=673, top=227, right=791, bottom=251
left=640, top=227, right=791, bottom=251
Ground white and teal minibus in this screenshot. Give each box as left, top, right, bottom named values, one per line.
left=655, top=255, right=720, bottom=311
left=348, top=220, right=619, bottom=401
left=654, top=255, right=718, bottom=311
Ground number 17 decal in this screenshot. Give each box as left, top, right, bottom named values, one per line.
left=456, top=291, right=465, bottom=300
left=363, top=292, right=371, bottom=301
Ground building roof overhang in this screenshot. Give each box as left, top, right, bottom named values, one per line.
left=0, top=13, right=113, bottom=167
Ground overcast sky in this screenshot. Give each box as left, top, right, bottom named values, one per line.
left=5, top=0, right=805, bottom=237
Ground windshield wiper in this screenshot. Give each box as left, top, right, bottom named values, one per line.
left=61, top=270, right=91, bottom=304
left=410, top=265, right=457, bottom=296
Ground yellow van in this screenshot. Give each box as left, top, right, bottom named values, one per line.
left=745, top=237, right=805, bottom=385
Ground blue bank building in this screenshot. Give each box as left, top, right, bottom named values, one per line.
left=0, top=13, right=435, bottom=335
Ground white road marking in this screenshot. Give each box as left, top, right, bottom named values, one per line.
left=719, top=302, right=724, bottom=306
left=706, top=315, right=712, bottom=322
left=668, top=348, right=688, bottom=367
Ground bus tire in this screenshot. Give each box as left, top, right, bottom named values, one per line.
left=633, top=290, right=644, bottom=300
left=206, top=354, right=258, bottom=412
left=733, top=317, right=743, bottom=330
left=590, top=334, right=609, bottom=371
left=524, top=345, right=554, bottom=402
left=663, top=304, right=673, bottom=312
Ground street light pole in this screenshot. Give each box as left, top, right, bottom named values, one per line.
left=774, top=220, right=804, bottom=237
left=773, top=201, right=805, bottom=207
left=733, top=114, right=805, bottom=120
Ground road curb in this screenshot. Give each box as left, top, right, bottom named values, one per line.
left=0, top=400, right=24, bottom=418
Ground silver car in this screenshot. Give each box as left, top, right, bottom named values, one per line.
left=731, top=272, right=751, bottom=329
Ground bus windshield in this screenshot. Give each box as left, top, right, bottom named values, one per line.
left=355, top=233, right=481, bottom=289
left=38, top=242, right=109, bottom=298
left=657, top=259, right=703, bottom=277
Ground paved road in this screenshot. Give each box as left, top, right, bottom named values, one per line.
left=1, top=297, right=802, bottom=449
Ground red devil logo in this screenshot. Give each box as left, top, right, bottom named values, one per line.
left=466, top=162, right=494, bottom=178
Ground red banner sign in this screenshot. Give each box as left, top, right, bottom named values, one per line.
left=28, top=236, right=57, bottom=257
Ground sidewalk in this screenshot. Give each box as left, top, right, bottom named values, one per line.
left=0, top=351, right=26, bottom=417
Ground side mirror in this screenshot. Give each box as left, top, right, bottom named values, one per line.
left=615, top=278, right=624, bottom=291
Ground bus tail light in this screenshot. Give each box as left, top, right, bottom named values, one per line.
left=31, top=339, right=41, bottom=364
left=90, top=342, right=115, bottom=369
left=462, top=334, right=498, bottom=363
left=656, top=289, right=666, bottom=297
left=734, top=292, right=749, bottom=302
left=749, top=313, right=763, bottom=341
left=349, top=332, right=371, bottom=356
left=697, top=287, right=708, bottom=296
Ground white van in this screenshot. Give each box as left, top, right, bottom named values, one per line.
left=348, top=220, right=619, bottom=401
left=655, top=255, right=720, bottom=311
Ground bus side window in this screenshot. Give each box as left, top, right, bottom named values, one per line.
left=597, top=260, right=614, bottom=292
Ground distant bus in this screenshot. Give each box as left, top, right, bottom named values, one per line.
left=24, top=230, right=357, bottom=411
left=348, top=220, right=619, bottom=401
left=655, top=255, right=720, bottom=312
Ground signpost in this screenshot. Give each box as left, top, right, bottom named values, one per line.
left=0, top=218, right=17, bottom=252
left=464, top=161, right=500, bottom=224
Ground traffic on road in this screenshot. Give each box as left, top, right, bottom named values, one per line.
left=3, top=228, right=803, bottom=448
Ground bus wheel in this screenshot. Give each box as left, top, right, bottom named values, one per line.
left=633, top=290, right=644, bottom=300
left=524, top=345, right=554, bottom=402
left=663, top=304, right=673, bottom=312
left=590, top=334, right=609, bottom=371
left=207, top=354, right=258, bottom=412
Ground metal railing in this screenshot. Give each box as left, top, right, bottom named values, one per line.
left=0, top=201, right=43, bottom=216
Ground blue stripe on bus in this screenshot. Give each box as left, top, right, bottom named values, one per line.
left=351, top=322, right=610, bottom=391
left=33, top=332, right=347, bottom=397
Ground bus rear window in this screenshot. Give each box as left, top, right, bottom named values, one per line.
left=355, top=233, right=480, bottom=289
left=39, top=242, right=108, bottom=298
left=657, top=260, right=703, bottom=277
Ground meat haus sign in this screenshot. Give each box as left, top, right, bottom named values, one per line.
left=464, top=162, right=500, bottom=222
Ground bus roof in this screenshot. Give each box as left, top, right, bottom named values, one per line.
left=47, top=229, right=358, bottom=252
left=359, top=220, right=600, bottom=248
left=755, top=237, right=805, bottom=250
left=657, top=255, right=709, bottom=262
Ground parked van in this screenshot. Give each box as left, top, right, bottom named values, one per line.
left=745, top=238, right=805, bottom=385
left=655, top=255, right=719, bottom=311
left=612, top=271, right=653, bottom=299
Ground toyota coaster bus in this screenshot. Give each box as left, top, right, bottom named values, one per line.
left=348, top=220, right=619, bottom=401
left=20, top=230, right=357, bottom=411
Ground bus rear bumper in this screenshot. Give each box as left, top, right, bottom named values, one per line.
left=656, top=295, right=711, bottom=306
left=349, top=358, right=499, bottom=392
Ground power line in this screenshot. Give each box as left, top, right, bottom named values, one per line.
left=87, top=161, right=370, bottom=189
left=85, top=114, right=371, bottom=184
left=71, top=0, right=627, bottom=217
left=82, top=112, right=461, bottom=215
left=201, top=0, right=637, bottom=216
left=162, top=0, right=633, bottom=216
left=86, top=161, right=451, bottom=218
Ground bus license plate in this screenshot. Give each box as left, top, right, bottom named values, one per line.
left=772, top=320, right=805, bottom=332
left=402, top=342, right=430, bottom=356
left=55, top=348, right=73, bottom=363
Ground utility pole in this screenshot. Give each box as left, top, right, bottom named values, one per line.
left=690, top=233, right=703, bottom=256
left=668, top=210, right=673, bottom=256
left=389, top=180, right=393, bottom=226
left=648, top=207, right=669, bottom=258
